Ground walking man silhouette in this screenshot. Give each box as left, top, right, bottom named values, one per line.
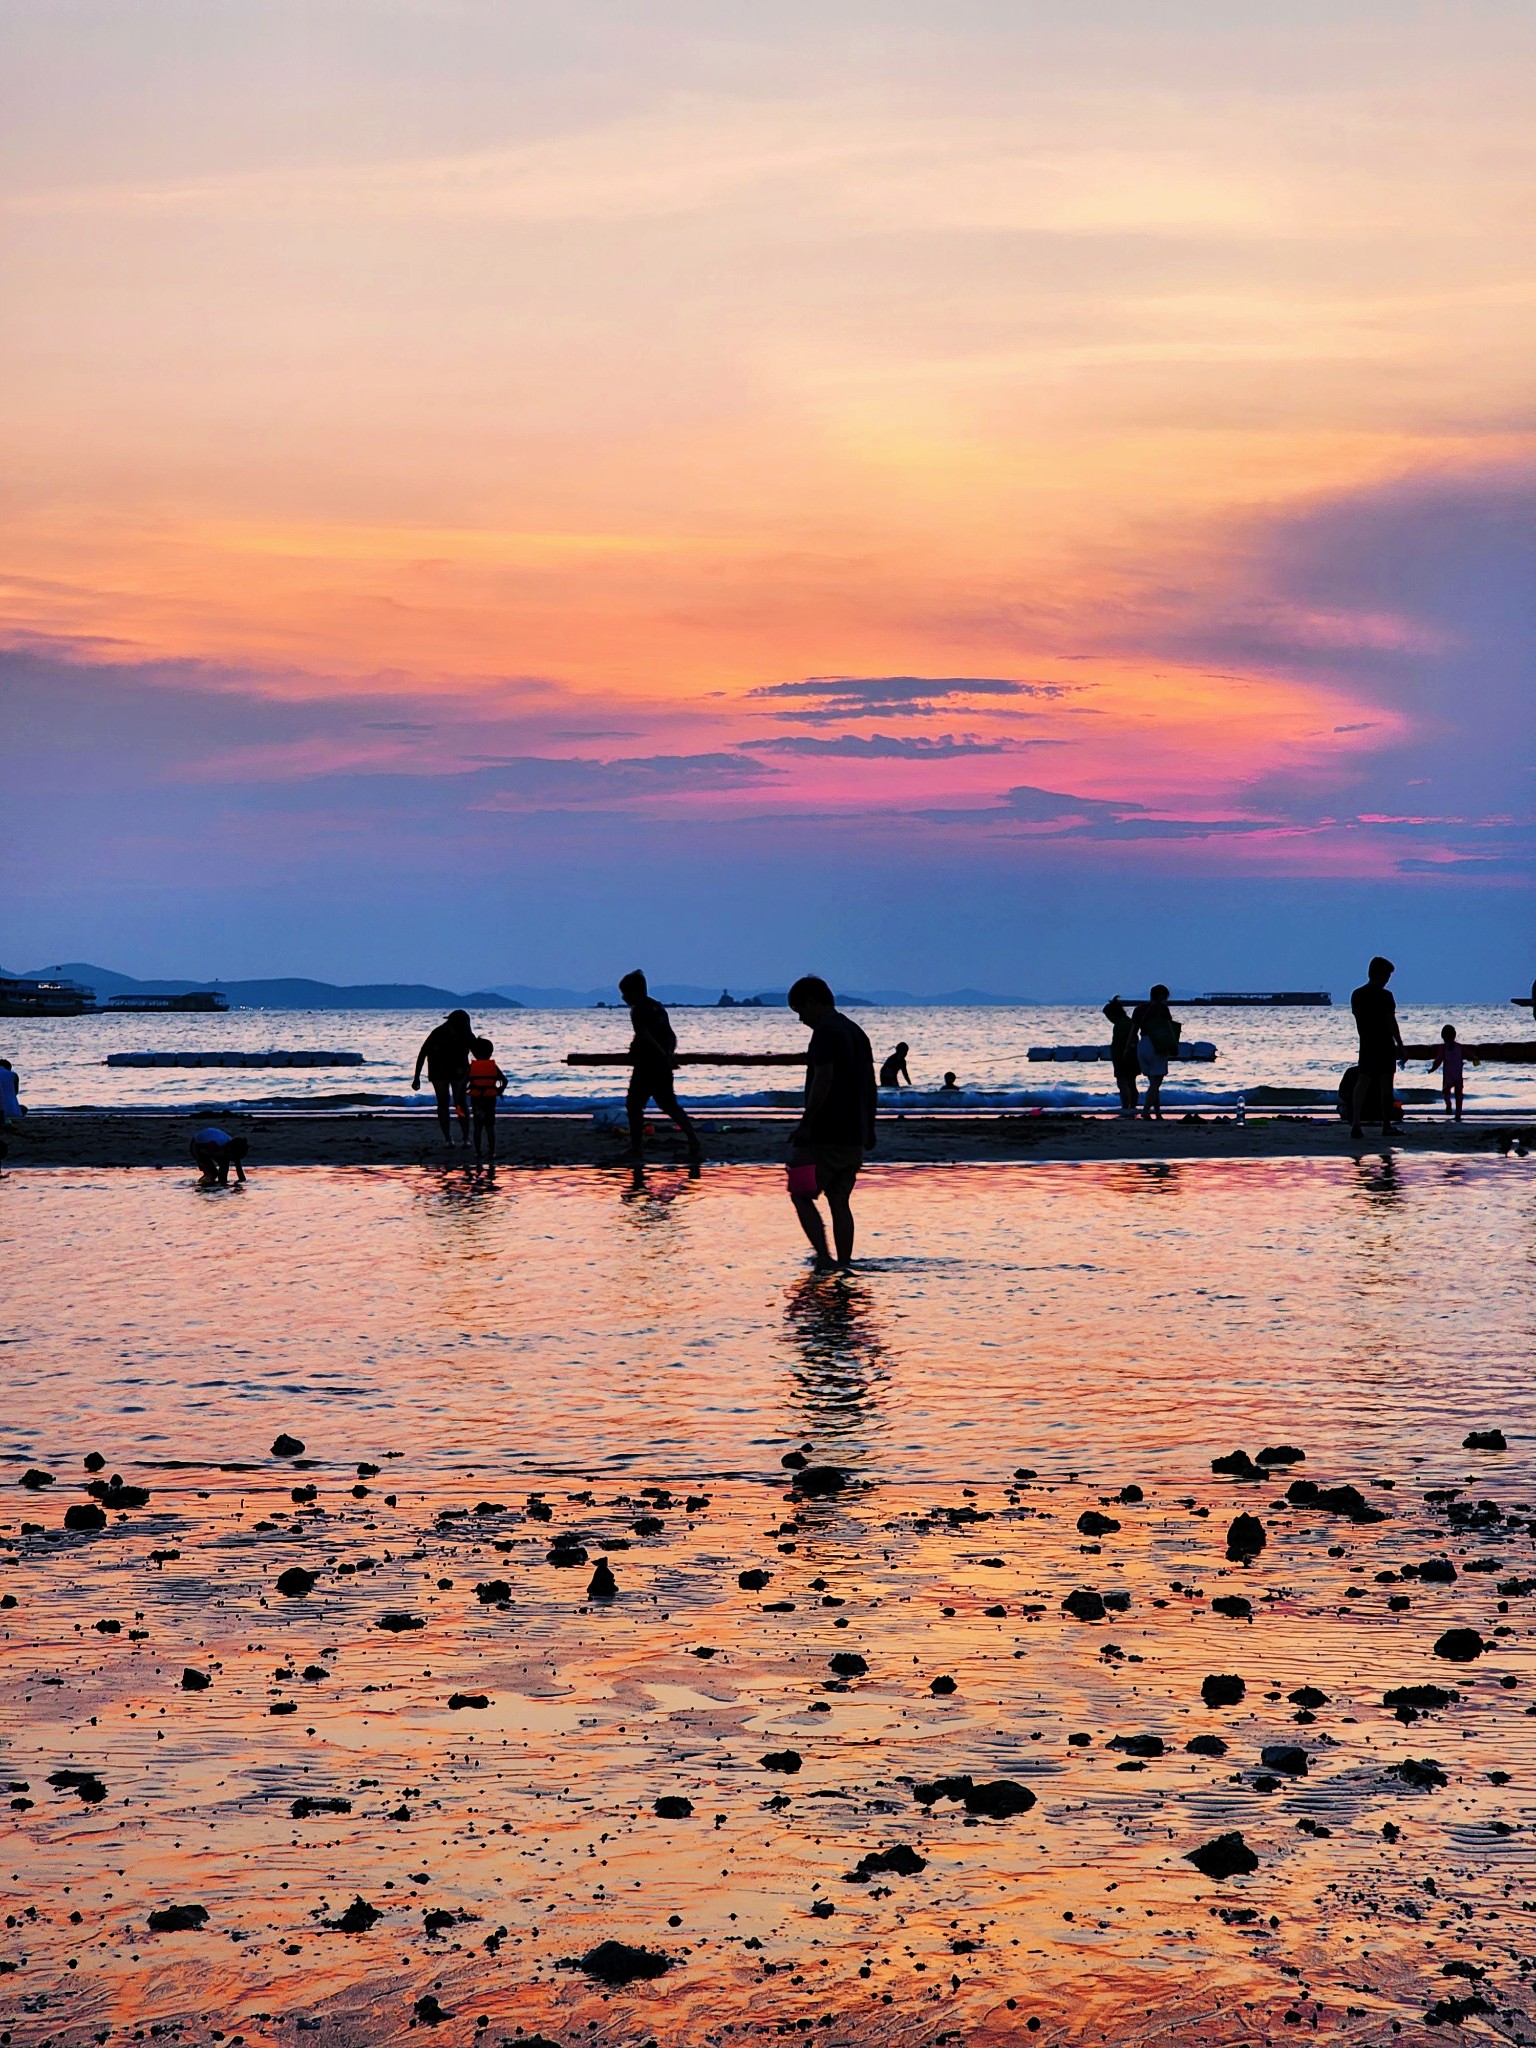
left=619, top=970, right=701, bottom=1161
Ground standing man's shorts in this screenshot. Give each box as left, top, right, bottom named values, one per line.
left=788, top=1142, right=864, bottom=1200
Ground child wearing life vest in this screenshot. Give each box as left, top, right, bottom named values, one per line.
left=467, top=1037, right=507, bottom=1162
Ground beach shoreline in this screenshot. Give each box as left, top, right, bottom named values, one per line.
left=5, top=1106, right=1530, bottom=1169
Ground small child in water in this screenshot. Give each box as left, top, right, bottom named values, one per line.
left=467, top=1036, right=508, bottom=1162
left=1428, top=1024, right=1471, bottom=1122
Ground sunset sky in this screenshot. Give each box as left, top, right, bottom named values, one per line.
left=5, top=0, right=1533, bottom=994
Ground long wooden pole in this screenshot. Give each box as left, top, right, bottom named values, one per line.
left=565, top=1052, right=807, bottom=1067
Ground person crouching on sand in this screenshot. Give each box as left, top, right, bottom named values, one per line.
left=191, top=1125, right=247, bottom=1186
left=1429, top=1024, right=1473, bottom=1123
left=467, top=1036, right=507, bottom=1163
left=786, top=976, right=877, bottom=1272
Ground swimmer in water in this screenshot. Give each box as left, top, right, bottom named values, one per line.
left=879, top=1042, right=911, bottom=1089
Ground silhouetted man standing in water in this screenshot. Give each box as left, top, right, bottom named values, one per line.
left=1350, top=955, right=1405, bottom=1140
left=787, top=976, right=877, bottom=1271
left=412, top=1008, right=474, bottom=1145
left=620, top=970, right=701, bottom=1161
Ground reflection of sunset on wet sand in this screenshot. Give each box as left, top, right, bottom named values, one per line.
left=7, top=1161, right=1536, bottom=2041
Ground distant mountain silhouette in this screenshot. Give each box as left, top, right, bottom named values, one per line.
left=10, top=963, right=522, bottom=1012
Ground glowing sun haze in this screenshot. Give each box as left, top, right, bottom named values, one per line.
left=4, top=1, right=1533, bottom=991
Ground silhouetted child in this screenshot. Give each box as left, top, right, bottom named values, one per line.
left=191, top=1126, right=248, bottom=1185
left=1428, top=1024, right=1471, bottom=1122
left=939, top=1071, right=960, bottom=1094
left=467, top=1036, right=507, bottom=1162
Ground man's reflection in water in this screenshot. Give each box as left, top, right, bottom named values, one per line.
left=619, top=1161, right=701, bottom=1231
left=1106, top=1159, right=1185, bottom=1200
left=781, top=1273, right=889, bottom=1446
left=1353, top=1149, right=1403, bottom=1207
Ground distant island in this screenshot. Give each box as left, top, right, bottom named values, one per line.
left=4, top=962, right=522, bottom=1013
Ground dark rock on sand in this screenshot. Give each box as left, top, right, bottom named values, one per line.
left=83, top=1452, right=106, bottom=1472
left=1260, top=1745, right=1308, bottom=1776
left=830, top=1652, right=868, bottom=1676
left=930, top=1674, right=957, bottom=1695
left=147, top=1904, right=209, bottom=1932
left=1284, top=1479, right=1387, bottom=1523
left=423, top=1909, right=456, bottom=1936
left=1226, top=1514, right=1266, bottom=1561
left=377, top=1613, right=426, bottom=1633
left=1413, top=1558, right=1458, bottom=1583
left=1384, top=1683, right=1460, bottom=1721
left=547, top=1545, right=589, bottom=1568
left=276, top=1567, right=317, bottom=1597
left=1434, top=1627, right=1487, bottom=1662
left=1423, top=1994, right=1492, bottom=2026
left=848, top=1845, right=928, bottom=1880
left=738, top=1568, right=772, bottom=1590
left=1212, top=1595, right=1253, bottom=1619
left=64, top=1503, right=107, bottom=1532
left=181, top=1667, right=211, bottom=1690
left=89, top=1475, right=150, bottom=1509
left=1463, top=1430, right=1507, bottom=1451
left=1077, top=1511, right=1121, bottom=1536
left=1200, top=1674, right=1246, bottom=1708
left=413, top=1995, right=450, bottom=2024
left=1391, top=1758, right=1448, bottom=1790
left=475, top=1580, right=512, bottom=1604
left=579, top=1940, right=673, bottom=1986
left=761, top=1750, right=803, bottom=1772
left=327, top=1897, right=381, bottom=1932
left=911, top=1775, right=1036, bottom=1817
left=1213, top=1450, right=1265, bottom=1482
left=1062, top=1589, right=1106, bottom=1621
left=654, top=1796, right=694, bottom=1819
left=1185, top=1832, right=1258, bottom=1880
left=587, top=1560, right=617, bottom=1599
left=271, top=1434, right=305, bottom=1458
left=48, top=1768, right=107, bottom=1804
left=1118, top=1484, right=1144, bottom=1503
left=20, top=1470, right=54, bottom=1490
left=795, top=1466, right=846, bottom=1498
left=291, top=1796, right=351, bottom=1818
left=1288, top=1687, right=1328, bottom=1708
left=1186, top=1735, right=1228, bottom=1757
left=448, top=1693, right=490, bottom=1710
left=1109, top=1735, right=1165, bottom=1758
left=963, top=1779, right=1036, bottom=1818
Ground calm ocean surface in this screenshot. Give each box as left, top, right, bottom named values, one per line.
left=7, top=1000, right=1535, bottom=1113
left=7, top=1157, right=1536, bottom=2042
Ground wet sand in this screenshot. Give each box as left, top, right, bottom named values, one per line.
left=7, top=1161, right=1536, bottom=2046
left=6, top=1107, right=1529, bottom=1170
left=8, top=1442, right=1536, bottom=2046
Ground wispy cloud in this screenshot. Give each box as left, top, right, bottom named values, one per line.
left=750, top=675, right=1075, bottom=723
left=740, top=731, right=1030, bottom=759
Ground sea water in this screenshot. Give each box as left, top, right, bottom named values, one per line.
left=6, top=1000, right=1534, bottom=1114
left=5, top=1158, right=1536, bottom=2042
